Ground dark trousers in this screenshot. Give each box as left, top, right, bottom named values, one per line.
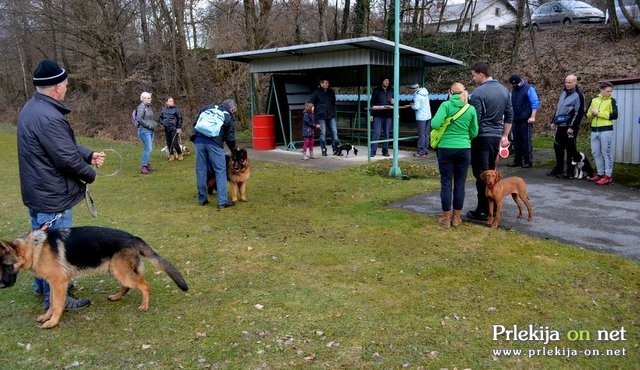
left=470, top=136, right=500, bottom=214
left=164, top=126, right=182, bottom=155
left=437, top=148, right=471, bottom=211
left=553, top=126, right=578, bottom=174
left=512, top=119, right=533, bottom=165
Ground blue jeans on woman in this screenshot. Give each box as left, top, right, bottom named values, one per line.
left=195, top=142, right=227, bottom=206
left=137, top=126, right=155, bottom=165
left=29, top=208, right=73, bottom=309
left=437, top=148, right=471, bottom=212
left=319, top=118, right=340, bottom=152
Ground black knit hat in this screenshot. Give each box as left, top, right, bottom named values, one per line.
left=32, top=59, right=68, bottom=86
left=509, top=74, right=522, bottom=85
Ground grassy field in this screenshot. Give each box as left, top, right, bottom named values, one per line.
left=0, top=123, right=637, bottom=369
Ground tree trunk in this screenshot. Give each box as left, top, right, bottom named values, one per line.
left=341, top=0, right=351, bottom=38
left=173, top=0, right=195, bottom=104
left=318, top=0, right=328, bottom=42
left=508, top=0, right=526, bottom=70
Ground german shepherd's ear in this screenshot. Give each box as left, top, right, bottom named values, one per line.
left=239, top=148, right=247, bottom=160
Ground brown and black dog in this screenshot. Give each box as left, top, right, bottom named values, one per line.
left=480, top=169, right=533, bottom=229
left=0, top=226, right=188, bottom=328
left=207, top=147, right=251, bottom=202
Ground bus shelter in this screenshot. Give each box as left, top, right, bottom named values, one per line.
left=217, top=36, right=463, bottom=158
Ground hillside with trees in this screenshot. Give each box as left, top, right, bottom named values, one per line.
left=0, top=0, right=638, bottom=140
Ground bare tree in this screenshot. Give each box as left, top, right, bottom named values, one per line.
left=340, top=0, right=351, bottom=37
left=318, top=0, right=329, bottom=41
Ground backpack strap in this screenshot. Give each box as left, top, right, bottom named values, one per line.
left=451, top=104, right=470, bottom=121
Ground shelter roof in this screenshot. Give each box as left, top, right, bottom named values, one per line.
left=217, top=36, right=464, bottom=74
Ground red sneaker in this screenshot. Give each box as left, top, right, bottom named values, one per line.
left=596, top=176, right=613, bottom=185
left=587, top=174, right=602, bottom=182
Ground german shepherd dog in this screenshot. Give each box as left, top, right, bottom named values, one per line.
left=207, top=147, right=251, bottom=202
left=0, top=226, right=189, bottom=328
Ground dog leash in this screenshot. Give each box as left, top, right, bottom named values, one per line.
left=39, top=212, right=64, bottom=231
left=85, top=148, right=124, bottom=218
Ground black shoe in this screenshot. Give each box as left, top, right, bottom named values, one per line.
left=506, top=162, right=522, bottom=167
left=382, top=151, right=390, bottom=157
left=546, top=168, right=562, bottom=177
left=199, top=200, right=209, bottom=206
left=217, top=201, right=235, bottom=209
left=44, top=295, right=91, bottom=311
left=521, top=163, right=532, bottom=169
left=562, top=173, right=572, bottom=179
left=466, top=210, right=489, bottom=221
left=321, top=148, right=327, bottom=157
left=371, top=152, right=376, bottom=157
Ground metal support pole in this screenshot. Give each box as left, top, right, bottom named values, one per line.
left=389, top=0, right=403, bottom=178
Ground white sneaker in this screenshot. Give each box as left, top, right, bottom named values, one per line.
left=302, top=155, right=309, bottom=160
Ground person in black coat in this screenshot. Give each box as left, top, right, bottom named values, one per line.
left=310, top=79, right=341, bottom=156
left=17, top=59, right=106, bottom=311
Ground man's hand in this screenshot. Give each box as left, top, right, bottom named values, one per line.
left=176, top=128, right=182, bottom=133
left=500, top=136, right=509, bottom=148
left=92, top=152, right=106, bottom=168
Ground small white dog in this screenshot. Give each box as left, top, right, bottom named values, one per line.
left=160, top=145, right=191, bottom=158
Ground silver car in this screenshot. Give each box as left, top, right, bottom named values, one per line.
left=532, top=0, right=606, bottom=30
left=606, top=0, right=640, bottom=25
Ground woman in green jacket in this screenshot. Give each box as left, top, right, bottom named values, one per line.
left=586, top=81, right=617, bottom=185
left=431, top=82, right=479, bottom=227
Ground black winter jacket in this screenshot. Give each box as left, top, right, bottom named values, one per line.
left=310, top=86, right=336, bottom=120
left=159, top=105, right=183, bottom=129
left=17, top=92, right=96, bottom=213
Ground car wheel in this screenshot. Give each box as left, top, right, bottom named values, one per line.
left=532, top=23, right=540, bottom=31
left=563, top=18, right=572, bottom=26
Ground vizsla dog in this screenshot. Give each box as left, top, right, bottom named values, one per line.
left=480, top=169, right=533, bottom=229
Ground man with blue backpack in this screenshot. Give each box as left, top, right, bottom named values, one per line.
left=191, top=99, right=237, bottom=209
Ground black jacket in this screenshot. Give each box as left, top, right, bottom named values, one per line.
left=159, top=105, right=183, bottom=129
left=310, top=86, right=336, bottom=120
left=17, top=92, right=96, bottom=213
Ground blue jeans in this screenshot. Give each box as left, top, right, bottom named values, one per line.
left=319, top=118, right=339, bottom=151
left=437, top=148, right=471, bottom=211
left=137, top=126, right=155, bottom=165
left=416, top=119, right=431, bottom=155
left=195, top=142, right=228, bottom=206
left=29, top=208, right=73, bottom=309
left=371, top=116, right=391, bottom=153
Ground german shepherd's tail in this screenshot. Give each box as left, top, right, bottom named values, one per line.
left=138, top=241, right=189, bottom=291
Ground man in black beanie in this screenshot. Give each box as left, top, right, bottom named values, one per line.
left=17, top=59, right=106, bottom=312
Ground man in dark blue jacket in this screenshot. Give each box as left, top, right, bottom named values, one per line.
left=17, top=59, right=106, bottom=311
left=370, top=77, right=394, bottom=157
left=507, top=74, right=540, bottom=168
left=310, top=79, right=340, bottom=156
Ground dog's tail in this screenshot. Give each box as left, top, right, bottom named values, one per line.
left=138, top=241, right=189, bottom=291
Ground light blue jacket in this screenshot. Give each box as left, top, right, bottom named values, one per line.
left=411, top=87, right=432, bottom=121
